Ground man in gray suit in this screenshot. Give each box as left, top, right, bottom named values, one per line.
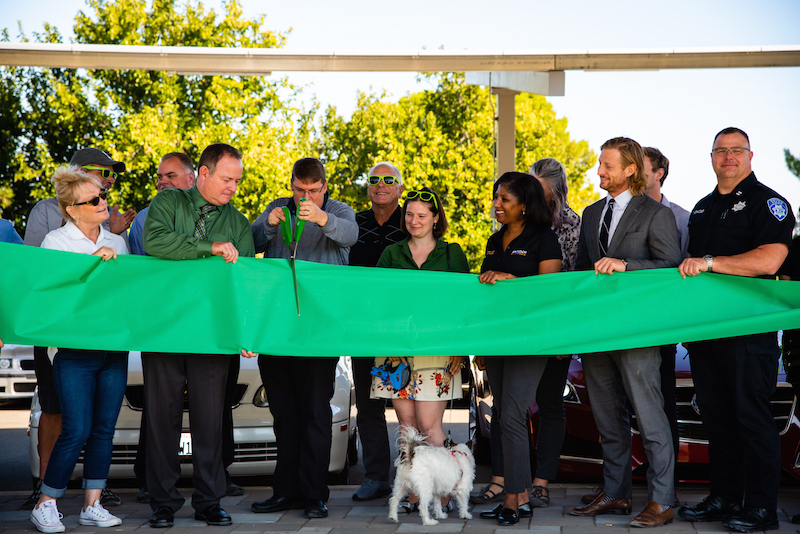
left=569, top=137, right=681, bottom=527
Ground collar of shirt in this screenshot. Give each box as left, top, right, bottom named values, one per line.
left=712, top=171, right=757, bottom=200
left=660, top=193, right=673, bottom=209
left=189, top=186, right=214, bottom=211
left=600, top=189, right=633, bottom=243
left=63, top=220, right=113, bottom=245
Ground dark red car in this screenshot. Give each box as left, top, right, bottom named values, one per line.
left=469, top=345, right=800, bottom=482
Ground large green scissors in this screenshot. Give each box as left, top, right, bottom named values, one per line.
left=280, top=199, right=306, bottom=316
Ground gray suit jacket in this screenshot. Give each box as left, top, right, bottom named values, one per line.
left=576, top=194, right=681, bottom=271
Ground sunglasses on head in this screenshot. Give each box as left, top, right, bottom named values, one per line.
left=405, top=190, right=438, bottom=209
left=368, top=175, right=399, bottom=186
left=82, top=166, right=118, bottom=180
left=73, top=190, right=108, bottom=207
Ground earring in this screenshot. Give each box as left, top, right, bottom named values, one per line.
left=522, top=210, right=526, bottom=216
left=433, top=222, right=437, bottom=229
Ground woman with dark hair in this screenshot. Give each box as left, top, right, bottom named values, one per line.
left=30, top=166, right=128, bottom=533
left=477, top=172, right=561, bottom=525
left=371, top=186, right=470, bottom=513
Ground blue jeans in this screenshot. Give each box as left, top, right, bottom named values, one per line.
left=41, top=349, right=127, bottom=498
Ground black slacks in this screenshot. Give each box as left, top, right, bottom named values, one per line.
left=259, top=355, right=337, bottom=502
left=142, top=352, right=230, bottom=513
left=689, top=335, right=781, bottom=511
left=351, top=356, right=390, bottom=482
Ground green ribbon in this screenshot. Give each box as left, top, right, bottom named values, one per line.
left=1, top=242, right=798, bottom=356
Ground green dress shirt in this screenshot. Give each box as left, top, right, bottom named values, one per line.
left=143, top=186, right=255, bottom=260
left=377, top=237, right=470, bottom=273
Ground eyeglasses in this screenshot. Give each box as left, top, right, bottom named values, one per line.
left=711, top=147, right=750, bottom=157
left=73, top=190, right=108, bottom=207
left=368, top=175, right=400, bottom=186
left=82, top=166, right=119, bottom=180
left=292, top=183, right=324, bottom=196
left=405, top=190, right=438, bottom=209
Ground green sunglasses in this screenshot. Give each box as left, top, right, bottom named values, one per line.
left=405, top=190, right=438, bottom=209
left=82, top=166, right=119, bottom=180
left=368, top=175, right=399, bottom=186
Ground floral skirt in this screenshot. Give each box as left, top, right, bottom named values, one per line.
left=370, top=356, right=462, bottom=401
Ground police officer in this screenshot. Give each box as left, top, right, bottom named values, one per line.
left=677, top=127, right=794, bottom=533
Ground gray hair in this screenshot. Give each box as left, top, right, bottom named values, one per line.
left=367, top=161, right=403, bottom=185
left=530, top=158, right=569, bottom=229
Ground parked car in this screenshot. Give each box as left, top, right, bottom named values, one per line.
left=470, top=344, right=800, bottom=482
left=29, top=352, right=357, bottom=482
left=0, top=344, right=36, bottom=401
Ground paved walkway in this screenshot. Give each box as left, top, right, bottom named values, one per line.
left=1, top=484, right=799, bottom=533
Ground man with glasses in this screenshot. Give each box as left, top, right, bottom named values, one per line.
left=250, top=157, right=357, bottom=519
left=677, top=128, right=794, bottom=533
left=21, top=147, right=131, bottom=511
left=347, top=162, right=403, bottom=501
left=129, top=152, right=196, bottom=256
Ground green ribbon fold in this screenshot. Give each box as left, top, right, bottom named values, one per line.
left=1, top=242, right=798, bottom=356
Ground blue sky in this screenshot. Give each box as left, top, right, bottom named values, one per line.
left=2, top=0, right=799, bottom=212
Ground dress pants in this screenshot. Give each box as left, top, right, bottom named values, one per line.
left=135, top=354, right=239, bottom=490
left=483, top=355, right=548, bottom=494
left=689, top=335, right=780, bottom=511
left=142, top=352, right=230, bottom=513
left=582, top=347, right=674, bottom=505
left=259, top=355, right=338, bottom=502
left=352, top=356, right=390, bottom=482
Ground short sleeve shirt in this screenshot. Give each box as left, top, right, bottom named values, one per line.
left=480, top=224, right=562, bottom=277
left=687, top=173, right=794, bottom=267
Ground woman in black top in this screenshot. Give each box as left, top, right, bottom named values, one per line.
left=478, top=172, right=561, bottom=525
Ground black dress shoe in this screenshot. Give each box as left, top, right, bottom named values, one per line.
left=136, top=489, right=152, bottom=504
left=792, top=514, right=800, bottom=525
left=723, top=508, right=779, bottom=533
left=251, top=495, right=305, bottom=513
left=677, top=494, right=743, bottom=522
left=304, top=500, right=328, bottom=518
left=497, top=507, right=520, bottom=525
left=195, top=504, right=232, bottom=526
left=149, top=506, right=174, bottom=528
left=480, top=502, right=533, bottom=519
left=226, top=482, right=245, bottom=496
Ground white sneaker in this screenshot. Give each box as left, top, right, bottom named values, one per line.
left=79, top=499, right=122, bottom=527
left=30, top=500, right=65, bottom=533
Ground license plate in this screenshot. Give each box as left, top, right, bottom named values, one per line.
left=179, top=433, right=192, bottom=456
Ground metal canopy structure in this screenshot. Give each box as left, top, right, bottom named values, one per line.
left=2, top=43, right=799, bottom=177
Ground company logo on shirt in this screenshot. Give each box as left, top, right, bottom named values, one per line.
left=486, top=250, right=495, bottom=256
left=693, top=209, right=705, bottom=215
left=510, top=249, right=527, bottom=256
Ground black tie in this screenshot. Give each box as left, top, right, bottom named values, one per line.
left=194, top=204, right=216, bottom=239
left=599, top=199, right=615, bottom=257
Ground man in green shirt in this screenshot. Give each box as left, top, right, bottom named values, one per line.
left=142, top=143, right=255, bottom=528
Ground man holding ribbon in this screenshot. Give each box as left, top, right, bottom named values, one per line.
left=250, top=157, right=357, bottom=519
left=142, top=143, right=255, bottom=528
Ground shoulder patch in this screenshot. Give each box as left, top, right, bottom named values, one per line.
left=767, top=198, right=788, bottom=221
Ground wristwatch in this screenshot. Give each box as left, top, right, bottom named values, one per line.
left=620, top=258, right=628, bottom=269
left=703, top=255, right=714, bottom=272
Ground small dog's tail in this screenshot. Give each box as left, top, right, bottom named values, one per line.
left=396, top=424, right=427, bottom=465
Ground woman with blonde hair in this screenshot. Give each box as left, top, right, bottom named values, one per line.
left=30, top=166, right=129, bottom=533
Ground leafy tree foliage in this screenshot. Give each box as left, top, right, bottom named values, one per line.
left=786, top=148, right=800, bottom=179
left=316, top=73, right=597, bottom=270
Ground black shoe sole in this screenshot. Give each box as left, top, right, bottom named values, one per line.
left=352, top=489, right=391, bottom=501
left=149, top=521, right=174, bottom=528
left=723, top=522, right=779, bottom=533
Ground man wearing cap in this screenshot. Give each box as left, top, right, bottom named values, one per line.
left=21, top=147, right=135, bottom=511
left=347, top=162, right=404, bottom=501
left=24, top=148, right=136, bottom=248
left=142, top=142, right=255, bottom=528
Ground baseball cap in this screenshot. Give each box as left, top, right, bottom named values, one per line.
left=70, top=148, right=126, bottom=173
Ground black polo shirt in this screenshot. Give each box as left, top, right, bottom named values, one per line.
left=687, top=172, right=794, bottom=266
left=480, top=223, right=561, bottom=277
left=349, top=206, right=404, bottom=267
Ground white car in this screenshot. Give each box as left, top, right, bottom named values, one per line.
left=29, top=352, right=357, bottom=482
left=0, top=344, right=36, bottom=401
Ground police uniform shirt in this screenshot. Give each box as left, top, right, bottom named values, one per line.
left=349, top=206, right=403, bottom=267
left=687, top=172, right=794, bottom=266
left=480, top=223, right=561, bottom=277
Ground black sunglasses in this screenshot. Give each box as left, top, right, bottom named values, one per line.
left=73, top=190, right=108, bottom=207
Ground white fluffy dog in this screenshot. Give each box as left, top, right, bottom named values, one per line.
left=388, top=425, right=475, bottom=526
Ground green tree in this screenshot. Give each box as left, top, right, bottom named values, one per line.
left=3, top=0, right=309, bottom=230
left=786, top=148, right=800, bottom=179
left=316, top=73, right=598, bottom=270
